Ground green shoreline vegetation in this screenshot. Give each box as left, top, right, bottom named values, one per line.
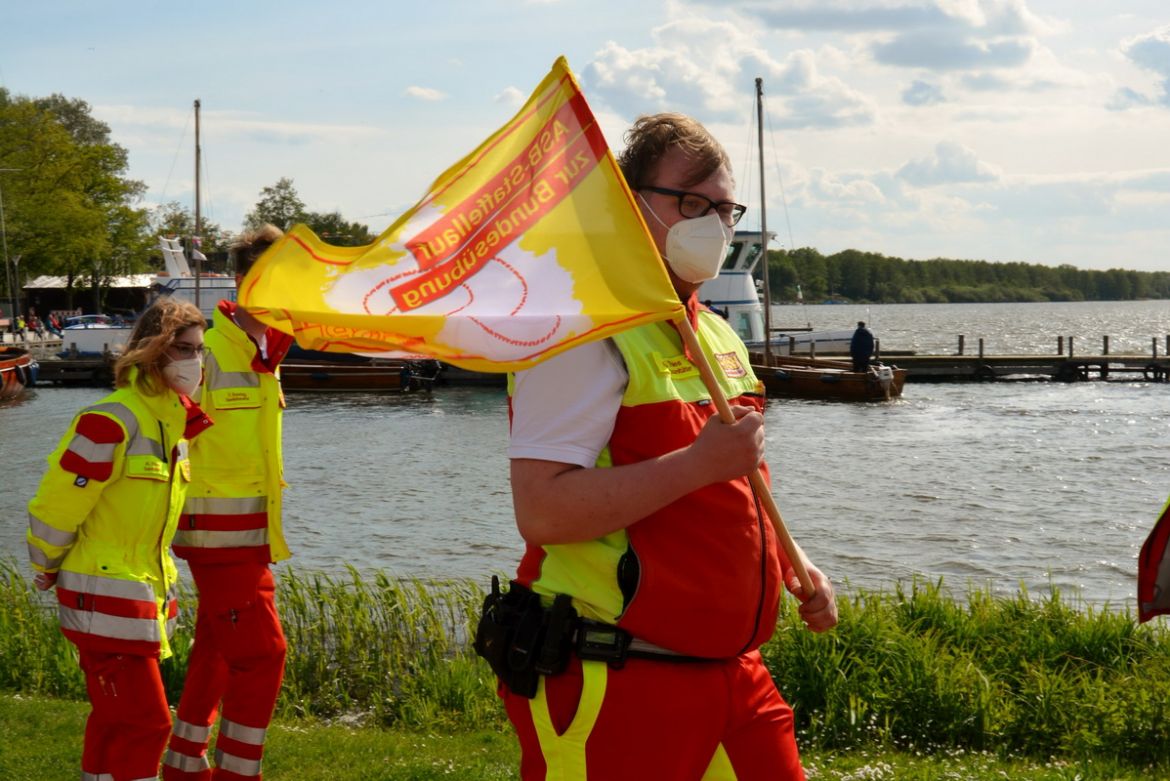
left=3, top=558, right=1169, bottom=780
left=766, top=247, right=1170, bottom=305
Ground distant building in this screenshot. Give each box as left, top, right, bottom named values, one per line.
left=22, top=274, right=154, bottom=318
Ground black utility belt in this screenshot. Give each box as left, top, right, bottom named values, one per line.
left=473, top=577, right=712, bottom=699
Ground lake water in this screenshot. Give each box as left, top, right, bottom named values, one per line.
left=3, top=301, right=1168, bottom=611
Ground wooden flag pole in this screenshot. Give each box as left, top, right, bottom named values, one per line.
left=676, top=316, right=816, bottom=597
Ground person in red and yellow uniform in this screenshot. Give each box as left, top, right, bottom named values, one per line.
left=27, top=298, right=211, bottom=781
left=163, top=225, right=294, bottom=781
left=496, top=114, right=839, bottom=780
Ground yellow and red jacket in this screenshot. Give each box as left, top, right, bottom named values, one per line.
left=516, top=306, right=783, bottom=658
left=173, top=302, right=292, bottom=565
left=26, top=375, right=209, bottom=658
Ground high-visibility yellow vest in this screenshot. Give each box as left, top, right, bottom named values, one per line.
left=27, top=376, right=192, bottom=658
left=175, top=305, right=289, bottom=563
left=517, top=309, right=782, bottom=658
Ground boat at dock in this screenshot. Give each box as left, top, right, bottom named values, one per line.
left=724, top=78, right=905, bottom=402
left=155, top=236, right=236, bottom=321
left=0, top=346, right=38, bottom=400
left=749, top=352, right=905, bottom=401
left=58, top=314, right=134, bottom=357
left=279, top=347, right=441, bottom=393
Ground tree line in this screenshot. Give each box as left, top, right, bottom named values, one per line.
left=767, top=247, right=1170, bottom=304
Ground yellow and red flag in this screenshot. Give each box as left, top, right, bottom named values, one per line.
left=238, top=56, right=684, bottom=372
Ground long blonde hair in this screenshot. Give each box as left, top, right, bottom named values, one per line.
left=113, top=298, right=206, bottom=393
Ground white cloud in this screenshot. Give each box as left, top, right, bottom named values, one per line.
left=493, top=87, right=526, bottom=107
left=897, top=140, right=1001, bottom=186
left=1114, top=25, right=1170, bottom=108
left=903, top=79, right=946, bottom=106
left=873, top=32, right=1034, bottom=70
left=404, top=86, right=446, bottom=102
left=581, top=22, right=874, bottom=129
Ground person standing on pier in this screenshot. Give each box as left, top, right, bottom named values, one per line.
left=26, top=298, right=211, bottom=781
left=163, top=224, right=295, bottom=781
left=850, top=321, right=875, bottom=373
left=482, top=113, right=837, bottom=780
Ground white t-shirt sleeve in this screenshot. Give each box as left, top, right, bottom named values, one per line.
left=508, top=339, right=627, bottom=468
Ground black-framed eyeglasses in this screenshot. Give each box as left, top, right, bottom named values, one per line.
left=641, top=186, right=747, bottom=226
left=168, top=342, right=205, bottom=360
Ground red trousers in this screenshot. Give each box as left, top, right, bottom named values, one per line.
left=503, top=650, right=804, bottom=780
left=163, top=562, right=287, bottom=781
left=79, top=649, right=172, bottom=781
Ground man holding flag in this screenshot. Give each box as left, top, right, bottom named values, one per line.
left=489, top=113, right=837, bottom=780
left=235, top=57, right=836, bottom=778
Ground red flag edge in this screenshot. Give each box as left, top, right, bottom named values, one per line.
left=1137, top=497, right=1170, bottom=623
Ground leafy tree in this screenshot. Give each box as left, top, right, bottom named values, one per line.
left=0, top=88, right=150, bottom=310
left=244, top=177, right=306, bottom=231
left=243, top=178, right=375, bottom=245
left=304, top=210, right=374, bottom=246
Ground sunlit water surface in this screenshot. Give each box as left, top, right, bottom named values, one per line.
left=3, top=301, right=1168, bottom=610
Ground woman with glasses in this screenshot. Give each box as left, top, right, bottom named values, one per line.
left=26, top=297, right=211, bottom=781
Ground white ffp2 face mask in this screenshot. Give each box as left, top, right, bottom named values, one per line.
left=163, top=357, right=203, bottom=397
left=639, top=194, right=732, bottom=283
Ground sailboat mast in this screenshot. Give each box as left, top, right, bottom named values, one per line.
left=194, top=98, right=202, bottom=310
left=756, top=78, right=772, bottom=366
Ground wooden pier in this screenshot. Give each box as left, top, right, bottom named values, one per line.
left=879, top=334, right=1170, bottom=383
left=9, top=333, right=1170, bottom=387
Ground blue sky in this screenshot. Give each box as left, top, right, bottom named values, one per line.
left=3, top=0, right=1168, bottom=272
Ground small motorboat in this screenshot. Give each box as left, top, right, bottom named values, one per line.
left=0, top=346, right=38, bottom=400
left=750, top=353, right=906, bottom=402
left=58, top=314, right=133, bottom=357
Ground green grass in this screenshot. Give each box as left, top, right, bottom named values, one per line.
left=4, top=559, right=1170, bottom=777
left=0, top=694, right=1160, bottom=781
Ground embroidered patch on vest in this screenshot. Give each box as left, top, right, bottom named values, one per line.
left=715, top=351, right=747, bottom=378
left=655, top=353, right=700, bottom=380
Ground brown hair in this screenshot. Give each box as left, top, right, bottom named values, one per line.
left=230, top=223, right=284, bottom=276
left=113, top=298, right=206, bottom=392
left=616, top=113, right=732, bottom=190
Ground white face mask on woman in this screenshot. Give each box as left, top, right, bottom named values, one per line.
left=163, top=356, right=203, bottom=397
left=639, top=194, right=733, bottom=283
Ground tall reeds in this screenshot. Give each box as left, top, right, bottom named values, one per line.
left=765, top=578, right=1170, bottom=765
left=4, top=559, right=1168, bottom=766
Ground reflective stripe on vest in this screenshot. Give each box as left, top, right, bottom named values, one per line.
left=81, top=773, right=115, bottom=781
left=27, top=540, right=66, bottom=570
left=64, top=430, right=117, bottom=463
left=221, top=718, right=267, bottom=745
left=175, top=495, right=269, bottom=549
left=205, top=350, right=261, bottom=391
left=27, top=512, right=77, bottom=549
left=56, top=570, right=161, bottom=644
left=215, top=748, right=262, bottom=778
left=88, top=401, right=170, bottom=479
left=163, top=748, right=212, bottom=773
left=183, top=496, right=267, bottom=516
